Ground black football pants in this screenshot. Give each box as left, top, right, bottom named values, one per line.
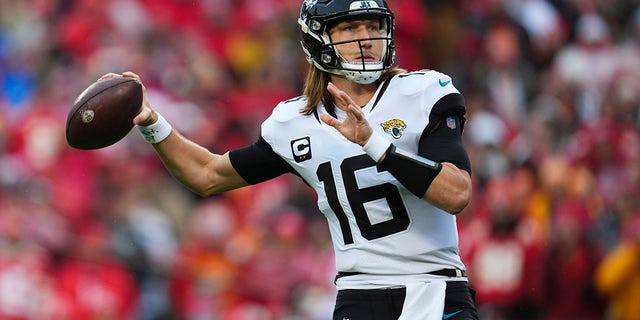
left=333, top=281, right=478, bottom=320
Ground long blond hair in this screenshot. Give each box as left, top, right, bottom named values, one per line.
left=300, top=66, right=406, bottom=115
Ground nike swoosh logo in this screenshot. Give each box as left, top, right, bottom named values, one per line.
left=439, top=79, right=451, bottom=87
left=443, top=310, right=462, bottom=319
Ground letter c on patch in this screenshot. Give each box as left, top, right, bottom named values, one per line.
left=291, top=137, right=312, bottom=162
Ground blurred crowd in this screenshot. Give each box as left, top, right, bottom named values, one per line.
left=0, top=0, right=639, bottom=319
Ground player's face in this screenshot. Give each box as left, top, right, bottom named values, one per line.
left=329, top=19, right=385, bottom=63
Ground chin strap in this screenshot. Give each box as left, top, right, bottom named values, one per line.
left=341, top=61, right=383, bottom=84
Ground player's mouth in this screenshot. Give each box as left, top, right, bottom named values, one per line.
left=354, top=54, right=378, bottom=62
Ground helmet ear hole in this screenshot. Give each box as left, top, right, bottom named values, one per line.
left=321, top=54, right=334, bottom=65
left=310, top=20, right=322, bottom=31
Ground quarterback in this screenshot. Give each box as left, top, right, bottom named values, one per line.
left=103, top=0, right=478, bottom=319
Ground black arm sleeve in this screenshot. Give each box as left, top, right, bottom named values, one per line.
left=228, top=136, right=295, bottom=185
left=419, top=93, right=471, bottom=173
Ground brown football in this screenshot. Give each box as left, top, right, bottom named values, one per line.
left=66, top=76, right=143, bottom=150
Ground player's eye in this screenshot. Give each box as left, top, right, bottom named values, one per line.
left=342, top=23, right=356, bottom=31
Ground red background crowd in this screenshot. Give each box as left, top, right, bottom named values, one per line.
left=0, top=0, right=639, bottom=319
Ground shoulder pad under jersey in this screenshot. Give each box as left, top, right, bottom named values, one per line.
left=393, top=69, right=459, bottom=97
left=268, top=96, right=307, bottom=123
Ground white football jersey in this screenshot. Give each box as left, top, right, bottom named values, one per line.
left=259, top=70, right=466, bottom=275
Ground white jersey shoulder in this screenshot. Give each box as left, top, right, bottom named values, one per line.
left=260, top=96, right=311, bottom=147
left=391, top=69, right=459, bottom=97
left=268, top=96, right=306, bottom=122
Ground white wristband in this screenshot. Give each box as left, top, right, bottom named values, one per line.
left=137, top=112, right=172, bottom=144
left=362, top=132, right=391, bottom=162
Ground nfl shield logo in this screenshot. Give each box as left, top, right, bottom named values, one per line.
left=446, top=116, right=456, bottom=129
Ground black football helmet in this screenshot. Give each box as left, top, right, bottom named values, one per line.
left=298, top=0, right=396, bottom=84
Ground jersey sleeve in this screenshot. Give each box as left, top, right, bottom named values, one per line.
left=418, top=92, right=471, bottom=173
left=228, top=136, right=295, bottom=185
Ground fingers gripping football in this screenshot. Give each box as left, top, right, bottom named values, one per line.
left=66, top=74, right=143, bottom=149
left=66, top=72, right=159, bottom=149
left=101, top=72, right=156, bottom=126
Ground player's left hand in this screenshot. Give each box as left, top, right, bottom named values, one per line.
left=321, top=82, right=373, bottom=146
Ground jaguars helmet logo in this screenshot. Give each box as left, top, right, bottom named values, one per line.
left=380, top=119, right=406, bottom=139
left=303, top=0, right=318, bottom=10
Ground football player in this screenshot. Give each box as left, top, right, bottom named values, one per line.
left=103, top=0, right=478, bottom=318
